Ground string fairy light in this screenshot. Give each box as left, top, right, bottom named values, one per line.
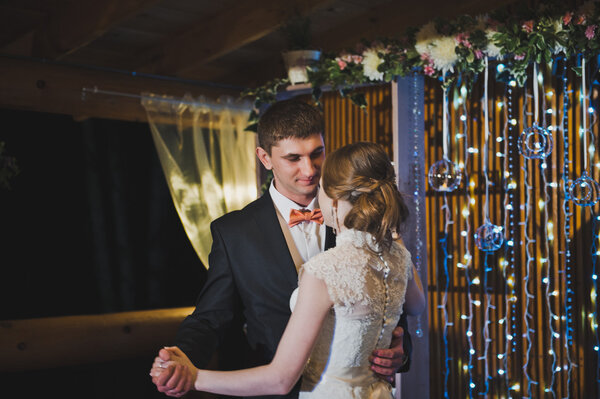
left=538, top=61, right=560, bottom=397
left=520, top=65, right=538, bottom=398
left=591, top=210, right=600, bottom=390
left=451, top=79, right=476, bottom=395
left=568, top=56, right=600, bottom=206
left=475, top=57, right=499, bottom=397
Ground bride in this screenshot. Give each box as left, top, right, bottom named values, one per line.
left=150, top=142, right=425, bottom=398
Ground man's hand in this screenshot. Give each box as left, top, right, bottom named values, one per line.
left=150, top=346, right=198, bottom=397
left=369, top=326, right=407, bottom=383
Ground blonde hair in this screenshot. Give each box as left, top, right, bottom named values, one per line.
left=321, top=142, right=408, bottom=251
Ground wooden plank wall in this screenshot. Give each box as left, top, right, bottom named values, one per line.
left=295, top=85, right=393, bottom=156
left=425, top=57, right=599, bottom=398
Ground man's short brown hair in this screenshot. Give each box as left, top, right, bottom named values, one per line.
left=257, top=99, right=324, bottom=154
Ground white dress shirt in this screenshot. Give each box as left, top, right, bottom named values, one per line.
left=269, top=181, right=326, bottom=263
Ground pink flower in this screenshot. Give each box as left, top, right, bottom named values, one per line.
left=420, top=54, right=435, bottom=76
left=336, top=58, right=347, bottom=70
left=586, top=25, right=597, bottom=40
left=514, top=53, right=526, bottom=61
left=424, top=65, right=436, bottom=76
left=456, top=33, right=472, bottom=48
left=522, top=20, right=534, bottom=33
left=563, top=12, right=573, bottom=25
left=474, top=49, right=484, bottom=59
left=351, top=55, right=363, bottom=64
left=576, top=14, right=586, bottom=25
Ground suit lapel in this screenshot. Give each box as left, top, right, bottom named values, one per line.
left=251, top=192, right=299, bottom=286
left=325, top=226, right=336, bottom=250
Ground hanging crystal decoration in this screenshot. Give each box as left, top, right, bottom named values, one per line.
left=475, top=57, right=504, bottom=252
left=518, top=123, right=553, bottom=159
left=518, top=63, right=553, bottom=160
left=569, top=56, right=600, bottom=206
left=429, top=78, right=462, bottom=192
left=428, top=158, right=462, bottom=192
left=475, top=222, right=505, bottom=251
left=568, top=171, right=600, bottom=206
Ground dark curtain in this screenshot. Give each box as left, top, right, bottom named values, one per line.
left=0, top=108, right=206, bottom=398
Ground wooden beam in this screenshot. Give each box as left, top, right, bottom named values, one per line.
left=0, top=56, right=242, bottom=122
left=0, top=307, right=194, bottom=372
left=31, top=0, right=161, bottom=59
left=315, top=0, right=520, bottom=52
left=140, top=0, right=336, bottom=76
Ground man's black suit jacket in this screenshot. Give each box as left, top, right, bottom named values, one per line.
left=175, top=191, right=411, bottom=398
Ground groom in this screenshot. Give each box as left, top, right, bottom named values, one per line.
left=152, top=99, right=411, bottom=398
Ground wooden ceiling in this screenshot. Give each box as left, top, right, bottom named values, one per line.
left=0, top=0, right=518, bottom=122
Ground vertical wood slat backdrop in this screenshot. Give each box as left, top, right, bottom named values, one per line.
left=295, top=85, right=393, bottom=156
left=425, top=58, right=599, bottom=398
left=308, top=61, right=598, bottom=397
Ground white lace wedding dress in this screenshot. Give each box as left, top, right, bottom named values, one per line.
left=289, top=228, right=413, bottom=399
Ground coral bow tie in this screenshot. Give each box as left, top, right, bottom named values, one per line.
left=288, top=208, right=324, bottom=227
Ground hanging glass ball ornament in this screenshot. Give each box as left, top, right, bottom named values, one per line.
left=568, top=171, right=600, bottom=206
left=518, top=123, right=553, bottom=159
left=428, top=158, right=462, bottom=192
left=474, top=222, right=504, bottom=252
left=415, top=327, right=424, bottom=338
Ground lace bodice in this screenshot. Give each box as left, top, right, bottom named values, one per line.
left=290, top=229, right=413, bottom=398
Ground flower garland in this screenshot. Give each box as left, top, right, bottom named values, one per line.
left=242, top=0, right=600, bottom=124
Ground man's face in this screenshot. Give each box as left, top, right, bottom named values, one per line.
left=256, top=134, right=325, bottom=206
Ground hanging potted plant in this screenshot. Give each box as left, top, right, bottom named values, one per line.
left=280, top=15, right=321, bottom=85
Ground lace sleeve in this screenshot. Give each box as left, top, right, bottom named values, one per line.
left=300, top=246, right=368, bottom=308
left=390, top=241, right=414, bottom=282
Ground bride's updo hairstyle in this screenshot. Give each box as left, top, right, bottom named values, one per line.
left=321, top=142, right=409, bottom=252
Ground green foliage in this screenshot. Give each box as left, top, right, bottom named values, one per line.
left=240, top=77, right=289, bottom=132
left=241, top=1, right=600, bottom=128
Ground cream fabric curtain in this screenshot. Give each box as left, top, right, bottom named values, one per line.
left=141, top=93, right=257, bottom=269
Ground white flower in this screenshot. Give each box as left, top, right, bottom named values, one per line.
left=429, top=36, right=458, bottom=74
left=415, top=22, right=458, bottom=73
left=362, top=48, right=384, bottom=81
left=553, top=19, right=564, bottom=33
left=415, top=22, right=438, bottom=55
left=485, top=29, right=502, bottom=58
left=551, top=19, right=566, bottom=54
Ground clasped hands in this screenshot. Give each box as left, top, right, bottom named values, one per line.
left=150, top=326, right=407, bottom=397
left=150, top=346, right=198, bottom=397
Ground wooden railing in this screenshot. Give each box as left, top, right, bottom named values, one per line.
left=0, top=307, right=194, bottom=372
